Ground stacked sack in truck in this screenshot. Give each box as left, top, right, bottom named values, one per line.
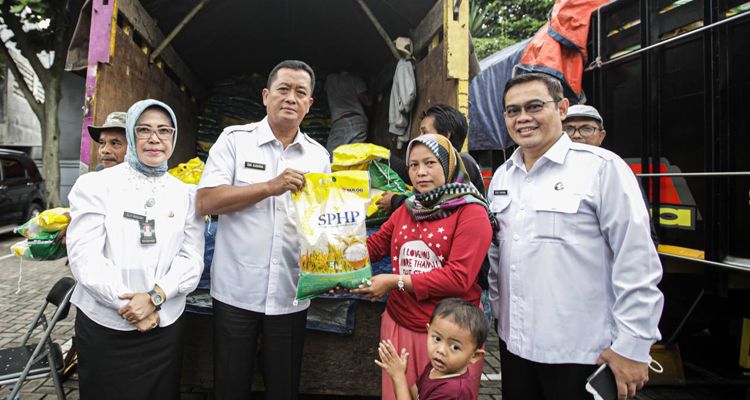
left=196, top=74, right=331, bottom=159
left=196, top=74, right=267, bottom=160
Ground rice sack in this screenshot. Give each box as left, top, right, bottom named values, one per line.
left=292, top=171, right=371, bottom=302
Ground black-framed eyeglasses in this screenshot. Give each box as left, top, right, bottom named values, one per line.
left=563, top=125, right=599, bottom=137
left=135, top=126, right=176, bottom=140
left=503, top=100, right=559, bottom=118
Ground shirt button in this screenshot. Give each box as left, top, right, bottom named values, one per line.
left=513, top=234, right=520, bottom=241
left=272, top=258, right=279, bottom=264
left=510, top=265, right=517, bottom=271
left=512, top=296, right=518, bottom=303
left=525, top=177, right=531, bottom=183
left=520, top=204, right=525, bottom=211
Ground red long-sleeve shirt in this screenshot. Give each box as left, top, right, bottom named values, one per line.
left=367, top=203, right=492, bottom=333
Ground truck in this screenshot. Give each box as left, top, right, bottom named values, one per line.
left=66, top=0, right=477, bottom=396
left=584, top=0, right=750, bottom=388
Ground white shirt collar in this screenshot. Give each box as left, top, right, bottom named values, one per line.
left=507, top=132, right=570, bottom=172
left=256, top=117, right=305, bottom=152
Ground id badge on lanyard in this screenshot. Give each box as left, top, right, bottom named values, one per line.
left=139, top=219, right=157, bottom=244
left=124, top=203, right=157, bottom=245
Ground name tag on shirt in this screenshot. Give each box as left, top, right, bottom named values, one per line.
left=244, top=161, right=266, bottom=171
left=494, top=190, right=508, bottom=196
left=123, top=211, right=147, bottom=222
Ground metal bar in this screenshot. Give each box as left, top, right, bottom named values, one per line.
left=636, top=171, right=750, bottom=177
left=666, top=289, right=704, bottom=346
left=149, top=0, right=210, bottom=63
left=587, top=10, right=750, bottom=70
left=659, top=252, right=750, bottom=273
left=357, top=0, right=401, bottom=60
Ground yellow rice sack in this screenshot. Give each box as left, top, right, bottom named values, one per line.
left=168, top=157, right=205, bottom=184
left=15, top=207, right=71, bottom=238
left=331, top=143, right=390, bottom=171
left=292, top=171, right=371, bottom=302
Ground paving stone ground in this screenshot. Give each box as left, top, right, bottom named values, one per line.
left=3, top=236, right=739, bottom=400
left=0, top=246, right=501, bottom=399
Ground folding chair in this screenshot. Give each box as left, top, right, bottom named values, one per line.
left=0, top=277, right=76, bottom=400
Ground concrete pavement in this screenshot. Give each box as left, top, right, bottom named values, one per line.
left=0, top=233, right=501, bottom=399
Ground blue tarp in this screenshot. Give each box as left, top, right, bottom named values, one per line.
left=468, top=39, right=530, bottom=151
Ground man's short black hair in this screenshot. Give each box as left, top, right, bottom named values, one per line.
left=503, top=73, right=564, bottom=105
left=430, top=298, right=489, bottom=349
left=267, top=60, right=316, bottom=92
left=421, top=104, right=468, bottom=150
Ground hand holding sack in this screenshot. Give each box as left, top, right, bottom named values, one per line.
left=292, top=171, right=372, bottom=302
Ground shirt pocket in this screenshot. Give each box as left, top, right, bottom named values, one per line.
left=235, top=167, right=269, bottom=185
left=532, top=194, right=581, bottom=244
left=490, top=195, right=511, bottom=241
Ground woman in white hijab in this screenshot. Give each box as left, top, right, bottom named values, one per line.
left=67, top=99, right=204, bottom=400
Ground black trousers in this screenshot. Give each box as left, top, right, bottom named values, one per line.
left=213, top=298, right=307, bottom=400
left=499, top=339, right=599, bottom=400
left=75, top=310, right=184, bottom=400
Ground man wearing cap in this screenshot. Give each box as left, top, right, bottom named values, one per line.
left=562, top=104, right=607, bottom=146
left=87, top=111, right=127, bottom=170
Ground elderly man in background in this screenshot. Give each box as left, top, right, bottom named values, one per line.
left=87, top=111, right=127, bottom=170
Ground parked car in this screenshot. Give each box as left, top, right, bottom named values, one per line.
left=0, top=148, right=46, bottom=234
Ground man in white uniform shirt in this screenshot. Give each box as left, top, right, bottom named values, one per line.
left=197, top=60, right=330, bottom=400
left=487, top=73, right=664, bottom=400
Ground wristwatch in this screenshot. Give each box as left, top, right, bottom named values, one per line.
left=148, top=289, right=165, bottom=311
left=397, top=275, right=405, bottom=291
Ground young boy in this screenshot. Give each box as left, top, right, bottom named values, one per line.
left=376, top=298, right=488, bottom=400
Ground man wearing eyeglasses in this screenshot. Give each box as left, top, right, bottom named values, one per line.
left=562, top=104, right=607, bottom=147
left=486, top=73, right=663, bottom=400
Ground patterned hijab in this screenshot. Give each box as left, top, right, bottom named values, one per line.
left=404, top=134, right=499, bottom=231
left=125, top=99, right=178, bottom=177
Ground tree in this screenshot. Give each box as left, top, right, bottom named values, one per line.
left=496, top=0, right=555, bottom=40
left=470, top=0, right=554, bottom=60
left=0, top=0, right=71, bottom=207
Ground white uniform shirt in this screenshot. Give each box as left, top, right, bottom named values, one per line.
left=67, top=163, right=205, bottom=331
left=198, top=117, right=331, bottom=315
left=488, top=134, right=664, bottom=364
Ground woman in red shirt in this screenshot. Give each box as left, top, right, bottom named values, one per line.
left=353, top=134, right=496, bottom=399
